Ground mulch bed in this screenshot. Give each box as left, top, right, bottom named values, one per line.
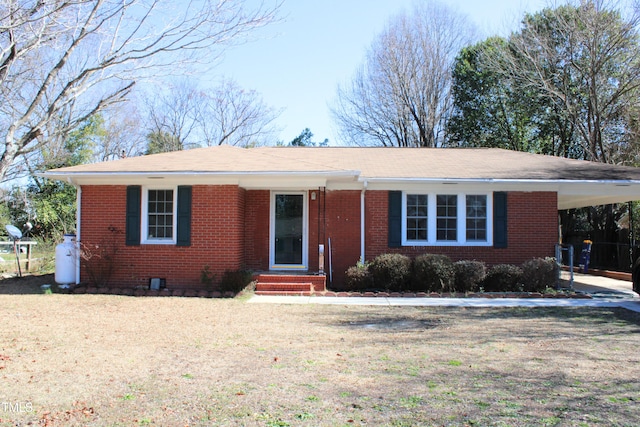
left=298, top=290, right=591, bottom=299
left=68, top=285, right=236, bottom=298
left=68, top=286, right=592, bottom=299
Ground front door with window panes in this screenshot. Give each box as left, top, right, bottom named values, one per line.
left=274, top=193, right=304, bottom=265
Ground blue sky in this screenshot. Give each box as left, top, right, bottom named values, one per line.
left=210, top=0, right=549, bottom=145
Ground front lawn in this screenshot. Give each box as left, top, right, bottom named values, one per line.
left=0, top=274, right=639, bottom=426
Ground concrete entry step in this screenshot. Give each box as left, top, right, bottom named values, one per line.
left=254, top=273, right=326, bottom=295
left=254, top=290, right=313, bottom=296
left=255, top=282, right=312, bottom=292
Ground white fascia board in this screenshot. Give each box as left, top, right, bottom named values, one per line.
left=361, top=179, right=560, bottom=193
left=360, top=178, right=640, bottom=209
left=360, top=177, right=640, bottom=186
left=40, top=170, right=360, bottom=188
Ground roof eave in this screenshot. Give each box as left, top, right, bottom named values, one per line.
left=40, top=170, right=361, bottom=187
left=359, top=177, right=640, bottom=185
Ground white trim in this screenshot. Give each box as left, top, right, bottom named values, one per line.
left=75, top=185, right=81, bottom=285
left=360, top=182, right=367, bottom=263
left=141, top=186, right=178, bottom=245
left=361, top=177, right=640, bottom=185
left=269, top=191, right=309, bottom=270
left=401, top=192, right=493, bottom=247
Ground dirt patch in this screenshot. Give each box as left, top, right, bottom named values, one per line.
left=0, top=273, right=54, bottom=294
left=0, top=274, right=639, bottom=426
left=346, top=317, right=444, bottom=330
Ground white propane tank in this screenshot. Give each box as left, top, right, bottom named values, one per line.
left=55, top=234, right=77, bottom=285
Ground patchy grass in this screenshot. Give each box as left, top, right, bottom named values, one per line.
left=0, top=274, right=639, bottom=426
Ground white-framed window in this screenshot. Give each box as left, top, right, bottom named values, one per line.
left=436, top=194, right=457, bottom=241
left=402, top=192, right=492, bottom=246
left=466, top=195, right=488, bottom=242
left=406, top=194, right=428, bottom=241
left=141, top=187, right=177, bottom=244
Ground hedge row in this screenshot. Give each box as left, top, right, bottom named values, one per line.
left=344, top=254, right=559, bottom=293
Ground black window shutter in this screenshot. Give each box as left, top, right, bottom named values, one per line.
left=125, top=186, right=141, bottom=246
left=388, top=191, right=402, bottom=248
left=493, top=192, right=508, bottom=248
left=176, top=186, right=192, bottom=247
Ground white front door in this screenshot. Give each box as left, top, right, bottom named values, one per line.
left=270, top=192, right=308, bottom=270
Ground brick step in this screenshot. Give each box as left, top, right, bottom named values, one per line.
left=255, top=282, right=312, bottom=292
left=256, top=274, right=318, bottom=283
left=255, top=274, right=327, bottom=293
left=255, top=290, right=313, bottom=296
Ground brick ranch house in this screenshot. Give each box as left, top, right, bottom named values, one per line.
left=43, top=145, right=640, bottom=291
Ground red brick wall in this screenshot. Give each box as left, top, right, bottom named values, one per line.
left=80, top=185, right=558, bottom=289
left=324, top=190, right=362, bottom=286
left=244, top=190, right=270, bottom=271
left=364, top=190, right=558, bottom=269
left=80, top=185, right=245, bottom=288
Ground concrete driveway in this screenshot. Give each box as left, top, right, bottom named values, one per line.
left=564, top=271, right=638, bottom=298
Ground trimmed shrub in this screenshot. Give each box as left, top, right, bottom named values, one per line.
left=482, top=264, right=523, bottom=292
left=219, top=270, right=253, bottom=294
left=412, top=254, right=455, bottom=292
left=369, top=253, right=412, bottom=292
left=344, top=262, right=374, bottom=291
left=454, top=260, right=486, bottom=293
left=521, top=257, right=559, bottom=292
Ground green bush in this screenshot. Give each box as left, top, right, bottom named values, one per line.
left=482, top=264, right=523, bottom=292
left=521, top=257, right=559, bottom=292
left=369, top=253, right=412, bottom=292
left=344, top=261, right=373, bottom=291
left=454, top=260, right=486, bottom=292
left=219, top=269, right=253, bottom=294
left=411, top=254, right=454, bottom=292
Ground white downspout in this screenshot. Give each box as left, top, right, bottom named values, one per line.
left=360, top=181, right=367, bottom=263
left=68, top=178, right=81, bottom=285
left=75, top=186, right=81, bottom=285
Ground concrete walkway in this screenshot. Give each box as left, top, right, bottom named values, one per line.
left=249, top=272, right=640, bottom=313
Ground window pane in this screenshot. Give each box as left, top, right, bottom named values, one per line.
left=148, top=189, right=174, bottom=240
left=406, top=194, right=428, bottom=241
left=436, top=194, right=457, bottom=241
left=466, top=195, right=487, bottom=241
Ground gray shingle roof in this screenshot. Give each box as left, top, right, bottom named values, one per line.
left=46, top=145, right=640, bottom=181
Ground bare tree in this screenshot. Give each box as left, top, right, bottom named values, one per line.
left=0, top=0, right=281, bottom=181
left=142, top=78, right=281, bottom=152
left=197, top=78, right=281, bottom=147
left=143, top=80, right=201, bottom=153
left=332, top=1, right=475, bottom=147
left=98, top=102, right=146, bottom=161
left=494, top=0, right=640, bottom=163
